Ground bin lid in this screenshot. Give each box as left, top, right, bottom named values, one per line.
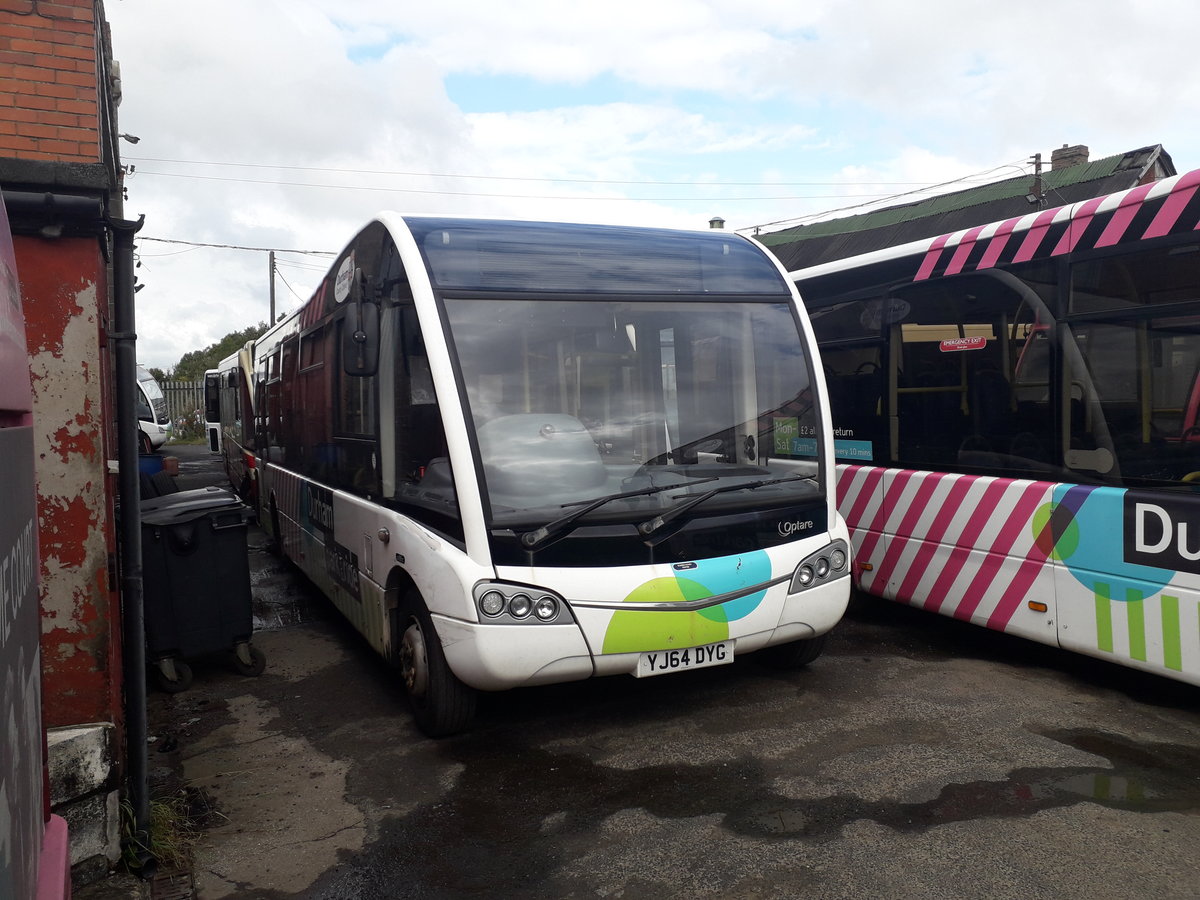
left=141, top=485, right=249, bottom=526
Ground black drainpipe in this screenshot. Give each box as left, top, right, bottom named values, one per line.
left=108, top=212, right=150, bottom=866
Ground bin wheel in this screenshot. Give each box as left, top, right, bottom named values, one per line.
left=153, top=659, right=193, bottom=694
left=757, top=633, right=829, bottom=669
left=233, top=644, right=267, bottom=677
left=395, top=591, right=476, bottom=738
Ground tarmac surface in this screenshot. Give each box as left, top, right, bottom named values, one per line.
left=118, top=442, right=1200, bottom=900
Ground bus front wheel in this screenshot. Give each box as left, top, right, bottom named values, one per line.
left=758, top=633, right=828, bottom=669
left=396, top=592, right=476, bottom=737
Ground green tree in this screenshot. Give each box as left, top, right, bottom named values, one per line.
left=170, top=323, right=269, bottom=381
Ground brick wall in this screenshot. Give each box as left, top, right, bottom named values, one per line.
left=0, top=0, right=100, bottom=163
left=0, top=1, right=124, bottom=881
left=0, top=0, right=119, bottom=729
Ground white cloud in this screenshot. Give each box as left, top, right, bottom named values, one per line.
left=104, top=0, right=1200, bottom=370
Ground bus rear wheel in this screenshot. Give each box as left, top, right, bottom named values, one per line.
left=396, top=592, right=476, bottom=737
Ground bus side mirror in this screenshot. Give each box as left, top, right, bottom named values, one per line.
left=343, top=267, right=380, bottom=377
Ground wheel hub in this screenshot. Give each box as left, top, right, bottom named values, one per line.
left=399, top=620, right=429, bottom=699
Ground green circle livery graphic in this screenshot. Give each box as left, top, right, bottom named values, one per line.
left=601, top=550, right=772, bottom=654
left=1032, top=485, right=1176, bottom=602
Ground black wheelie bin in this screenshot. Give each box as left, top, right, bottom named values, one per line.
left=140, top=485, right=266, bottom=692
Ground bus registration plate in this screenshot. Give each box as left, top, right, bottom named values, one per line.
left=635, top=641, right=734, bottom=678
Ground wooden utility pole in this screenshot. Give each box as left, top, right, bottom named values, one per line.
left=1029, top=153, right=1045, bottom=209
left=268, top=250, right=276, bottom=323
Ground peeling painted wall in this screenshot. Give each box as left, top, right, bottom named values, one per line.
left=16, top=235, right=121, bottom=728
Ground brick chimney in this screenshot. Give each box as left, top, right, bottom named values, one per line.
left=1051, top=144, right=1089, bottom=170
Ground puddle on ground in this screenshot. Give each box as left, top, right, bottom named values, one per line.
left=293, top=724, right=1200, bottom=897
left=247, top=543, right=326, bottom=631
left=740, top=727, right=1200, bottom=838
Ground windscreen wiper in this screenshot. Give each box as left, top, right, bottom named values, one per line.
left=636, top=474, right=814, bottom=537
left=520, top=477, right=718, bottom=550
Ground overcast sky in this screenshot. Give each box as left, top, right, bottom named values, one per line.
left=104, top=0, right=1200, bottom=372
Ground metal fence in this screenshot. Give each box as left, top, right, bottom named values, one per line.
left=162, top=379, right=205, bottom=438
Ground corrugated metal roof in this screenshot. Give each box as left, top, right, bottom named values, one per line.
left=758, top=145, right=1171, bottom=262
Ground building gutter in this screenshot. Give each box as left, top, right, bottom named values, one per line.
left=1, top=190, right=105, bottom=239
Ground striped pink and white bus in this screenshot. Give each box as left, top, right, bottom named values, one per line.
left=791, top=169, right=1200, bottom=685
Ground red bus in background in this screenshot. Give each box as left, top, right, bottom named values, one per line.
left=0, top=195, right=69, bottom=898
left=211, top=342, right=258, bottom=505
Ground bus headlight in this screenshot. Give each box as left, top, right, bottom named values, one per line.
left=789, top=540, right=851, bottom=594
left=508, top=593, right=533, bottom=618
left=473, top=582, right=574, bottom=624
left=480, top=590, right=506, bottom=617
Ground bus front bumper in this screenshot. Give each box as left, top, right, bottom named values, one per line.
left=432, top=574, right=850, bottom=692
left=432, top=615, right=596, bottom=692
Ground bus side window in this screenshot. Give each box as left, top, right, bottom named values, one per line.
left=335, top=315, right=380, bottom=496
left=1066, top=248, right=1200, bottom=485
left=809, top=299, right=887, bottom=463
left=1067, top=317, right=1200, bottom=485
left=280, top=336, right=300, bottom=466
left=889, top=275, right=1049, bottom=473
left=261, top=348, right=284, bottom=461
left=298, top=325, right=333, bottom=482
left=389, top=301, right=462, bottom=541
left=396, top=305, right=449, bottom=484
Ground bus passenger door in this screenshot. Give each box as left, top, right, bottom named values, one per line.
left=866, top=276, right=1060, bottom=637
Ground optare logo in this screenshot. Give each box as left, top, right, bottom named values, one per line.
left=778, top=519, right=813, bottom=537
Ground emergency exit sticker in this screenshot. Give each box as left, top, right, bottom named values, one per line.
left=939, top=336, right=987, bottom=352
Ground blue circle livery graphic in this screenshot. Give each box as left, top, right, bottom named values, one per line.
left=602, top=550, right=773, bottom=654
left=1039, top=485, right=1176, bottom=601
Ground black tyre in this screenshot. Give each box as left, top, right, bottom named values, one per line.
left=758, top=633, right=829, bottom=669
left=232, top=644, right=267, bottom=677
left=138, top=431, right=153, bottom=455
left=153, top=659, right=193, bottom=694
left=269, top=498, right=285, bottom=556
left=396, top=592, right=476, bottom=737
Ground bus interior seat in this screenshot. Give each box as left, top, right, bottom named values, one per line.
left=477, top=413, right=608, bottom=501
left=417, top=456, right=455, bottom=498
left=406, top=403, right=449, bottom=477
